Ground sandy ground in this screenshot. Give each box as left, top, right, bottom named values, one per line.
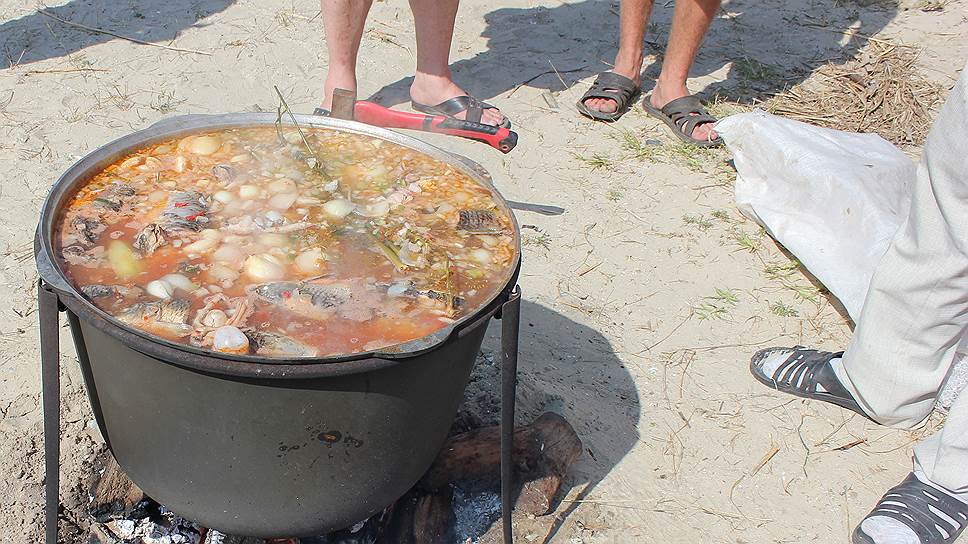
left=1, top=0, right=966, bottom=542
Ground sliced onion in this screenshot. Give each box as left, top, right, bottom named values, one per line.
left=295, top=248, right=326, bottom=274
left=322, top=199, right=355, bottom=219
left=364, top=164, right=389, bottom=180
left=188, top=135, right=222, bottom=155
left=202, top=310, right=228, bottom=328
left=356, top=199, right=390, bottom=218
left=213, top=190, right=234, bottom=204
left=470, top=248, right=493, bottom=265
left=183, top=237, right=218, bottom=253
left=268, top=178, right=297, bottom=194
left=213, top=326, right=249, bottom=354
left=146, top=279, right=174, bottom=299
left=208, top=264, right=240, bottom=282
left=245, top=254, right=285, bottom=281
left=238, top=184, right=260, bottom=199
left=213, top=244, right=243, bottom=264
left=269, top=192, right=298, bottom=210
left=201, top=229, right=221, bottom=240
left=161, top=273, right=197, bottom=292
left=478, top=235, right=499, bottom=248
left=257, top=233, right=289, bottom=247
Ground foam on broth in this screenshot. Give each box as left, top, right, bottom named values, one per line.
left=54, top=126, right=517, bottom=358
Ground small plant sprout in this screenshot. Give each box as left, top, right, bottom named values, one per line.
left=770, top=301, right=799, bottom=317
left=693, top=287, right=739, bottom=320
left=731, top=228, right=762, bottom=253
left=763, top=260, right=801, bottom=281
left=611, top=129, right=662, bottom=160
left=683, top=214, right=714, bottom=231
left=784, top=283, right=821, bottom=304
left=573, top=152, right=613, bottom=169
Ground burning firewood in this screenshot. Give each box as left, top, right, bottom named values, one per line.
left=84, top=413, right=581, bottom=543
left=85, top=450, right=147, bottom=522
left=420, top=412, right=583, bottom=516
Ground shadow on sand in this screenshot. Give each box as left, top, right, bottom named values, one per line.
left=0, top=0, right=236, bottom=68
left=371, top=0, right=898, bottom=109
left=452, top=299, right=642, bottom=543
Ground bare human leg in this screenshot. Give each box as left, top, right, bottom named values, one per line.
left=407, top=0, right=505, bottom=126
left=320, top=0, right=374, bottom=110
left=583, top=0, right=655, bottom=114
left=650, top=0, right=721, bottom=140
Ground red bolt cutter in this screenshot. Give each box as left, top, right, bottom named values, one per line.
left=318, top=89, right=518, bottom=154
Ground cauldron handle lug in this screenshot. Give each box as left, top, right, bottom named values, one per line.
left=499, top=286, right=522, bottom=544
left=38, top=280, right=62, bottom=544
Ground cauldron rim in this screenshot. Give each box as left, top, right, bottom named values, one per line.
left=36, top=112, right=521, bottom=379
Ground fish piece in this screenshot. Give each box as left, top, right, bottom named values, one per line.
left=211, top=164, right=236, bottom=184
left=251, top=282, right=350, bottom=321
left=382, top=281, right=464, bottom=310
left=62, top=245, right=105, bottom=268
left=421, top=289, right=465, bottom=310
left=160, top=191, right=209, bottom=232
left=456, top=209, right=502, bottom=234
left=71, top=215, right=106, bottom=244
left=93, top=182, right=136, bottom=212
left=223, top=215, right=310, bottom=234
left=192, top=294, right=254, bottom=331
left=80, top=284, right=140, bottom=299
left=133, top=224, right=167, bottom=255
left=117, top=299, right=193, bottom=338
left=245, top=330, right=318, bottom=358
left=251, top=280, right=378, bottom=322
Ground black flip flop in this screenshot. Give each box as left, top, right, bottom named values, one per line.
left=749, top=347, right=870, bottom=419
left=411, top=95, right=511, bottom=129
left=576, top=72, right=640, bottom=122
left=853, top=473, right=968, bottom=544
left=643, top=94, right=723, bottom=147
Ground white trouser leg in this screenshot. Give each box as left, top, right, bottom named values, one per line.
left=835, top=64, right=968, bottom=437
left=914, top=388, right=968, bottom=498
left=835, top=62, right=968, bottom=494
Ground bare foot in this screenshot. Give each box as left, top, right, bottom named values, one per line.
left=321, top=69, right=357, bottom=111
left=410, top=75, right=506, bottom=127
left=582, top=60, right=641, bottom=115
left=649, top=80, right=719, bottom=142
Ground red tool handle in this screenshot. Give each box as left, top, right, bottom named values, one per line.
left=352, top=101, right=517, bottom=154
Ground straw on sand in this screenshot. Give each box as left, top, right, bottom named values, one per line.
left=767, top=41, right=945, bottom=147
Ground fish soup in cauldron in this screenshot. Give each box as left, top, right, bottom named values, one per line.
left=54, top=126, right=517, bottom=358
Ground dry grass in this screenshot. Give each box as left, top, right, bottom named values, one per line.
left=766, top=40, right=944, bottom=147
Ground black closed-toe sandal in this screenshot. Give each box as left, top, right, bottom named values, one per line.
left=750, top=346, right=869, bottom=418
left=853, top=473, right=968, bottom=544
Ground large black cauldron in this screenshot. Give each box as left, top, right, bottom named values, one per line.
left=35, top=114, right=521, bottom=541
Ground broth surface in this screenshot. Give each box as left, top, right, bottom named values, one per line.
left=55, top=126, right=517, bottom=358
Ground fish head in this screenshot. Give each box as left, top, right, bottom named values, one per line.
left=250, top=282, right=301, bottom=303
left=246, top=331, right=318, bottom=358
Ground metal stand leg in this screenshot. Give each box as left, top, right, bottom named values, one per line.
left=39, top=281, right=62, bottom=544
left=499, top=287, right=521, bottom=544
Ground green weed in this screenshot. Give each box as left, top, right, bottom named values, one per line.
left=770, top=301, right=799, bottom=317
left=573, top=152, right=613, bottom=169
left=683, top=214, right=714, bottom=231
